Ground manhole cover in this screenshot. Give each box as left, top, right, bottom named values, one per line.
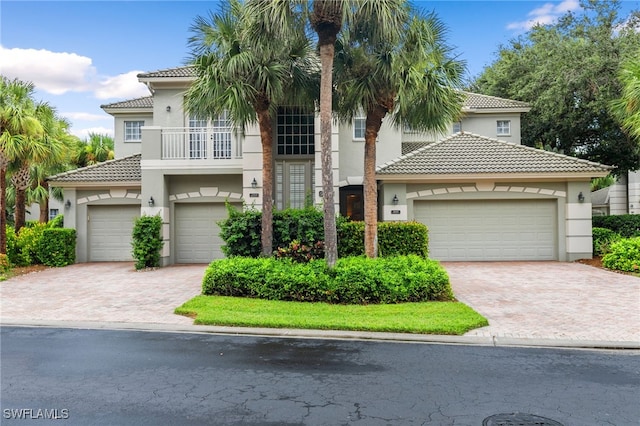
left=483, top=413, right=563, bottom=426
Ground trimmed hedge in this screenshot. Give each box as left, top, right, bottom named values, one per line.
left=38, top=228, right=76, bottom=267
left=202, top=255, right=452, bottom=304
left=592, top=214, right=640, bottom=238
left=220, top=205, right=429, bottom=258
left=132, top=215, right=164, bottom=270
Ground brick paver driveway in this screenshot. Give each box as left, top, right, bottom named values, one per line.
left=444, top=261, right=640, bottom=343
left=0, top=262, right=204, bottom=325
left=1, top=261, right=639, bottom=344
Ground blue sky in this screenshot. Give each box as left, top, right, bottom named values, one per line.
left=1, top=0, right=638, bottom=140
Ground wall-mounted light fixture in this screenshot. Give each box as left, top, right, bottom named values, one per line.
left=166, top=105, right=171, bottom=112
left=251, top=178, right=258, bottom=188
left=392, top=194, right=399, bottom=205
left=65, top=200, right=71, bottom=209
left=578, top=192, right=585, bottom=203
left=148, top=196, right=155, bottom=207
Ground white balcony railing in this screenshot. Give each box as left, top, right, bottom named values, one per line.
left=161, top=127, right=242, bottom=160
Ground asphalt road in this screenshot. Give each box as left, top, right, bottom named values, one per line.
left=1, top=327, right=638, bottom=426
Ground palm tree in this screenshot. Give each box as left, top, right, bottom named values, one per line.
left=0, top=77, right=43, bottom=252
left=613, top=53, right=640, bottom=140
left=11, top=101, right=67, bottom=232
left=185, top=0, right=318, bottom=257
left=31, top=119, right=76, bottom=223
left=248, top=0, right=408, bottom=266
left=334, top=12, right=465, bottom=257
left=74, top=133, right=114, bottom=167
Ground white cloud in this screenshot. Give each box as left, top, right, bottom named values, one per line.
left=507, top=0, right=582, bottom=31
left=94, top=71, right=149, bottom=100
left=70, top=126, right=114, bottom=140
left=0, top=46, right=95, bottom=94
left=0, top=46, right=148, bottom=100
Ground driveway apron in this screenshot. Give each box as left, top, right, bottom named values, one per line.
left=1, top=261, right=639, bottom=345
left=444, top=261, right=640, bottom=343
left=0, top=263, right=204, bottom=325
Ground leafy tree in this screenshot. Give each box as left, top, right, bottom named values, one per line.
left=0, top=77, right=42, bottom=252
left=472, top=0, right=640, bottom=174
left=185, top=0, right=318, bottom=257
left=612, top=53, right=640, bottom=140
left=334, top=10, right=464, bottom=257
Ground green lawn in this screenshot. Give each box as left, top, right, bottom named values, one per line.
left=175, top=296, right=488, bottom=335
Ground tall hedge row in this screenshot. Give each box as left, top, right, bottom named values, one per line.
left=219, top=205, right=429, bottom=258
left=592, top=214, right=640, bottom=237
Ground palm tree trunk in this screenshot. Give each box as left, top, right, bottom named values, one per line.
left=12, top=164, right=31, bottom=233
left=312, top=0, right=343, bottom=268
left=0, top=166, right=6, bottom=254
left=364, top=106, right=387, bottom=258
left=257, top=107, right=274, bottom=257
left=319, top=41, right=338, bottom=267
left=14, top=188, right=26, bottom=233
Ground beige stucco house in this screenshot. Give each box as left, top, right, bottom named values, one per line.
left=48, top=66, right=612, bottom=265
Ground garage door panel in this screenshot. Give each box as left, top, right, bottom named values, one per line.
left=175, top=203, right=236, bottom=264
left=415, top=199, right=556, bottom=261
left=88, top=205, right=140, bottom=261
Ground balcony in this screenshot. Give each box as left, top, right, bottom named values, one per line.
left=161, top=127, right=242, bottom=160
left=140, top=126, right=243, bottom=173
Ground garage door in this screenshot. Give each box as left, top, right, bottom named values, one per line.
left=88, top=205, right=140, bottom=261
left=174, top=203, right=235, bottom=263
left=414, top=199, right=556, bottom=261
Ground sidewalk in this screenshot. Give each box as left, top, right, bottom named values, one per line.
left=1, top=261, right=639, bottom=349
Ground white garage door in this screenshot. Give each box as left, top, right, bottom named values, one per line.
left=174, top=203, right=235, bottom=263
left=414, top=199, right=556, bottom=261
left=88, top=205, right=140, bottom=261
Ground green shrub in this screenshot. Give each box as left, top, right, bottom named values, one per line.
left=38, top=228, right=76, bottom=267
left=201, top=255, right=452, bottom=304
left=131, top=215, right=163, bottom=270
left=602, top=237, right=640, bottom=272
left=47, top=214, right=64, bottom=228
left=592, top=227, right=621, bottom=256
left=218, top=204, right=262, bottom=257
left=592, top=214, right=640, bottom=238
left=378, top=222, right=429, bottom=257
left=337, top=221, right=365, bottom=257
left=5, top=226, right=23, bottom=266
left=273, top=208, right=326, bottom=247
left=338, top=221, right=429, bottom=258
left=14, top=223, right=48, bottom=265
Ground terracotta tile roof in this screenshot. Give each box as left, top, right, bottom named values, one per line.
left=137, top=66, right=196, bottom=79
left=377, top=132, right=613, bottom=175
left=100, top=96, right=153, bottom=109
left=462, top=91, right=530, bottom=110
left=48, top=154, right=141, bottom=183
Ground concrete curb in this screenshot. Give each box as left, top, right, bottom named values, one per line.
left=2, top=320, right=638, bottom=350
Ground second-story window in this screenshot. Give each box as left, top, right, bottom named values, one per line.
left=124, top=121, right=144, bottom=142
left=353, top=116, right=366, bottom=140
left=497, top=120, right=511, bottom=136
left=276, top=107, right=315, bottom=156
left=453, top=122, right=462, bottom=133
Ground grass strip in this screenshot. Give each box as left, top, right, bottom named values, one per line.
left=175, top=295, right=488, bottom=335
